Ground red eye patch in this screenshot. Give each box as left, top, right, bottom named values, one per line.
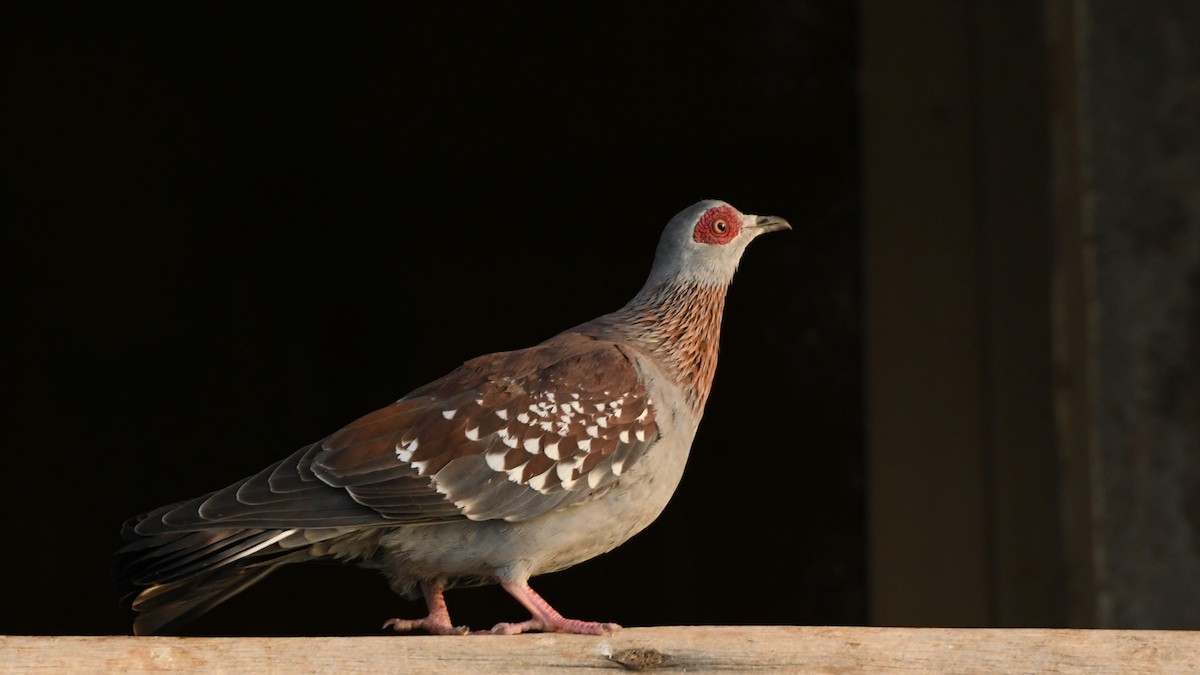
left=692, top=205, right=742, bottom=245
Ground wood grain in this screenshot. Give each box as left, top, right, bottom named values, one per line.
left=4, top=626, right=1198, bottom=674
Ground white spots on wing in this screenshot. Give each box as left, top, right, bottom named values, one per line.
left=528, top=466, right=555, bottom=491
left=411, top=459, right=431, bottom=475
left=557, top=461, right=583, bottom=490
left=430, top=475, right=451, bottom=498
left=485, top=449, right=508, bottom=472
left=555, top=461, right=573, bottom=481
left=396, top=438, right=419, bottom=462
left=506, top=461, right=529, bottom=482
left=496, top=427, right=520, bottom=448
left=432, top=388, right=655, bottom=495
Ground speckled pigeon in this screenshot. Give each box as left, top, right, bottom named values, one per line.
left=114, top=199, right=790, bottom=635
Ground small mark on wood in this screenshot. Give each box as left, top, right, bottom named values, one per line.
left=608, top=646, right=669, bottom=671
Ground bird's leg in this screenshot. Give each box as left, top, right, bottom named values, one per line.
left=485, top=581, right=621, bottom=635
left=383, top=579, right=469, bottom=635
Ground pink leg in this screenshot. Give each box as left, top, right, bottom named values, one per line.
left=485, top=582, right=621, bottom=635
left=383, top=580, right=469, bottom=635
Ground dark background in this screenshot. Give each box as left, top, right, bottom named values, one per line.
left=3, top=3, right=862, bottom=635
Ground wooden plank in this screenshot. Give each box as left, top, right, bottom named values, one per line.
left=4, top=627, right=1198, bottom=674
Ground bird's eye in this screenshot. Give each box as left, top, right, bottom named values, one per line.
left=692, top=205, right=742, bottom=244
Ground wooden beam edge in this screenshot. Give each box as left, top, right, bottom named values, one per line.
left=4, top=626, right=1198, bottom=673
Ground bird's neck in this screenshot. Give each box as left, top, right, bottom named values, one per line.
left=587, top=281, right=729, bottom=417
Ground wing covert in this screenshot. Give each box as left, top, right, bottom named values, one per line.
left=312, top=334, right=660, bottom=523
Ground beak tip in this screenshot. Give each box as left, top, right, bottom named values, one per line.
left=753, top=215, right=792, bottom=233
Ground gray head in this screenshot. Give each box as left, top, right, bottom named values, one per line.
left=640, top=199, right=791, bottom=290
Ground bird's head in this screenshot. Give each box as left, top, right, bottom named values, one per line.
left=642, top=199, right=791, bottom=290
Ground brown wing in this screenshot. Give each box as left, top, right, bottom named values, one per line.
left=311, top=333, right=660, bottom=522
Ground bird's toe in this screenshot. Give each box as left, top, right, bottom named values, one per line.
left=383, top=616, right=470, bottom=635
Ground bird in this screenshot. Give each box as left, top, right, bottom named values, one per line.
left=114, top=199, right=791, bottom=636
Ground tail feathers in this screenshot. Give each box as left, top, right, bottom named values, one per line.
left=129, top=564, right=282, bottom=635
left=115, top=526, right=315, bottom=635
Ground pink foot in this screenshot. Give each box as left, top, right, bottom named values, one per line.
left=485, top=581, right=622, bottom=635
left=484, top=617, right=620, bottom=635
left=383, top=615, right=469, bottom=635
left=384, top=580, right=469, bottom=635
